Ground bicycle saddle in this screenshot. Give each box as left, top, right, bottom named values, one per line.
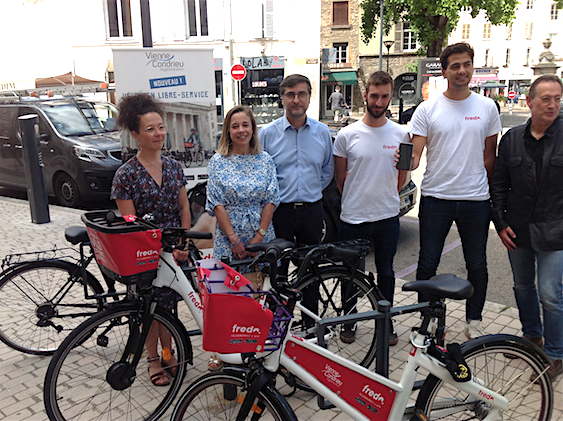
left=65, top=226, right=89, bottom=245
left=246, top=238, right=294, bottom=254
left=402, top=274, right=474, bottom=300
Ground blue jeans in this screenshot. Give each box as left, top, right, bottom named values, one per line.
left=338, top=216, right=400, bottom=304
left=416, top=196, right=490, bottom=321
left=508, top=247, right=563, bottom=360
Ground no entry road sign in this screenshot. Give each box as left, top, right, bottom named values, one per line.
left=231, top=64, right=247, bottom=81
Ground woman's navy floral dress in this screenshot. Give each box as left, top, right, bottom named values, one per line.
left=111, top=155, right=186, bottom=310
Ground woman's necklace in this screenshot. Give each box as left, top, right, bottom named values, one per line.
left=138, top=156, right=162, bottom=173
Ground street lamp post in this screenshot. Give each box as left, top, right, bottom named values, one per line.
left=383, top=40, right=395, bottom=73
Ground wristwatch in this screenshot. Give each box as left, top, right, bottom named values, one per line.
left=257, top=228, right=267, bottom=236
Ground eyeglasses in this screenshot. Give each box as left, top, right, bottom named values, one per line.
left=538, top=96, right=561, bottom=104
left=283, top=91, right=310, bottom=100
left=143, top=125, right=167, bottom=135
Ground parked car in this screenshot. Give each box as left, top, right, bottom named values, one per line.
left=0, top=97, right=122, bottom=207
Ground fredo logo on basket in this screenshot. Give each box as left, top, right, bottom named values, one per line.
left=137, top=249, right=159, bottom=258
left=231, top=324, right=261, bottom=334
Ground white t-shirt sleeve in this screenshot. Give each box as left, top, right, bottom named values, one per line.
left=486, top=101, right=502, bottom=137
left=333, top=131, right=347, bottom=158
left=409, top=102, right=429, bottom=137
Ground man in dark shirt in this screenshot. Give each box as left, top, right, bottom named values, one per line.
left=491, top=74, right=563, bottom=381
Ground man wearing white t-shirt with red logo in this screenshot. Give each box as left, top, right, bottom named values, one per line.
left=334, top=71, right=410, bottom=345
left=409, top=43, right=501, bottom=339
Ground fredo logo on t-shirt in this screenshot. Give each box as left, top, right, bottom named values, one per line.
left=383, top=145, right=397, bottom=149
left=465, top=116, right=481, bottom=121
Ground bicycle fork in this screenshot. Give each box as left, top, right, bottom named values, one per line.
left=105, top=297, right=157, bottom=391
left=235, top=361, right=277, bottom=421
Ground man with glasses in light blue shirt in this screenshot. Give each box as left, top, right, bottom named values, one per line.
left=259, top=74, right=334, bottom=327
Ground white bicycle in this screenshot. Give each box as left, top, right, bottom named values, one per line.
left=171, top=242, right=554, bottom=421
left=43, top=210, right=379, bottom=421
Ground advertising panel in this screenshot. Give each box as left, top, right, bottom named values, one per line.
left=112, top=47, right=216, bottom=190
left=113, top=47, right=215, bottom=105
left=416, top=58, right=446, bottom=102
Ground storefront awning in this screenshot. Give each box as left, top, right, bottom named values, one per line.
left=322, top=71, right=358, bottom=85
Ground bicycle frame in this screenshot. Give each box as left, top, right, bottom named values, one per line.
left=239, top=322, right=504, bottom=421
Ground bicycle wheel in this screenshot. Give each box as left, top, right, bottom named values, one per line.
left=0, top=260, right=105, bottom=355
left=196, top=151, right=204, bottom=166
left=416, top=335, right=553, bottom=420
left=44, top=304, right=191, bottom=421
left=185, top=152, right=192, bottom=168
left=171, top=370, right=297, bottom=421
left=293, top=266, right=379, bottom=368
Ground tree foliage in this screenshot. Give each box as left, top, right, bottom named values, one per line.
left=360, top=0, right=520, bottom=57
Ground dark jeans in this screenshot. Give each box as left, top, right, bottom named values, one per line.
left=416, top=196, right=490, bottom=321
left=273, top=201, right=323, bottom=328
left=338, top=216, right=400, bottom=309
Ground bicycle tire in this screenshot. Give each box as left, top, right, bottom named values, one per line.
left=44, top=303, right=192, bottom=421
left=0, top=260, right=105, bottom=355
left=293, top=266, right=379, bottom=368
left=184, top=152, right=192, bottom=168
left=171, top=369, right=297, bottom=421
left=196, top=151, right=204, bottom=166
left=415, top=334, right=553, bottom=420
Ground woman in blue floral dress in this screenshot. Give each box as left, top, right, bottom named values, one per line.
left=111, top=93, right=190, bottom=386
left=206, top=105, right=280, bottom=263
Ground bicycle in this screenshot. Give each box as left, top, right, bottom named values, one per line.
left=171, top=242, right=554, bottom=421
left=0, top=181, right=212, bottom=357
left=0, top=226, right=118, bottom=355
left=180, top=148, right=204, bottom=167
left=43, top=211, right=381, bottom=421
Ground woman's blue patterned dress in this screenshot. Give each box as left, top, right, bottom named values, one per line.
left=206, top=151, right=280, bottom=261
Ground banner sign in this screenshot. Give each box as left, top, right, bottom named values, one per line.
left=113, top=47, right=215, bottom=105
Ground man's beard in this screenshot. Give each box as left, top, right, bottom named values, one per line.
left=366, top=103, right=388, bottom=119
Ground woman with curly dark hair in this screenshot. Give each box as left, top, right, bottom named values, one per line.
left=111, top=93, right=190, bottom=386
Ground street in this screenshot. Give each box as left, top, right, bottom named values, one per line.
left=366, top=106, right=531, bottom=309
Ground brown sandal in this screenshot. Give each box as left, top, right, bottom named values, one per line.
left=161, top=350, right=178, bottom=378
left=148, top=356, right=170, bottom=386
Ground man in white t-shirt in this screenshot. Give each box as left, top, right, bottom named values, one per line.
left=408, top=43, right=501, bottom=339
left=334, top=71, right=410, bottom=345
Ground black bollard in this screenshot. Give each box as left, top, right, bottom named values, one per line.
left=19, top=114, right=50, bottom=224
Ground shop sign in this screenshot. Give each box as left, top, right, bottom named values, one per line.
left=252, top=81, right=268, bottom=88
left=327, top=62, right=352, bottom=69
left=0, top=80, right=35, bottom=91
left=240, top=56, right=284, bottom=70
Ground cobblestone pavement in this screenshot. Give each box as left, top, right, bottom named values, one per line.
left=0, top=196, right=561, bottom=420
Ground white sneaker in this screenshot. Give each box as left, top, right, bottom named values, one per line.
left=464, top=320, right=486, bottom=339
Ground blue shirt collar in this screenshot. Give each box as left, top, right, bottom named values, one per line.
left=282, top=114, right=310, bottom=131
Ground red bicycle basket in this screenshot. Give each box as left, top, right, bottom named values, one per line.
left=82, top=211, right=162, bottom=285
left=197, top=259, right=291, bottom=353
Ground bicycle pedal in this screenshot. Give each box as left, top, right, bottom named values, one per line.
left=409, top=408, right=428, bottom=421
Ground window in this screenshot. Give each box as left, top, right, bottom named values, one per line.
left=187, top=0, right=208, bottom=37
left=505, top=48, right=511, bottom=66
left=333, top=43, right=348, bottom=63
left=333, top=1, right=349, bottom=26
left=551, top=3, right=559, bottom=20
left=526, top=0, right=533, bottom=9
left=484, top=49, right=490, bottom=66
left=483, top=23, right=491, bottom=39
left=505, top=23, right=512, bottom=40
left=462, top=24, right=470, bottom=40
left=525, top=48, right=531, bottom=65
left=105, top=0, right=133, bottom=38
left=402, top=22, right=418, bottom=51
left=525, top=22, right=533, bottom=39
